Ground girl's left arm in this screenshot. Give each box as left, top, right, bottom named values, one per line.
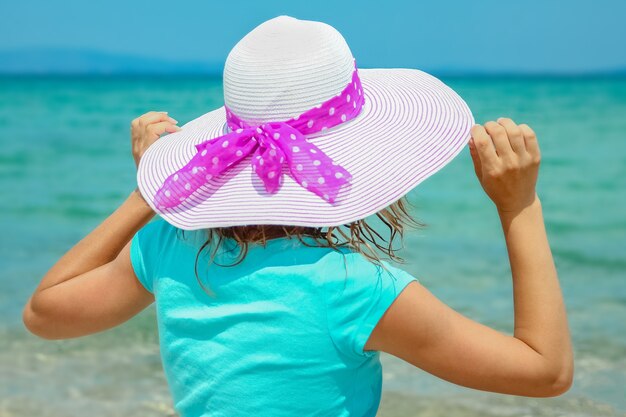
left=23, top=111, right=180, bottom=340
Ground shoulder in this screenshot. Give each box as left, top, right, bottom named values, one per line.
left=139, top=217, right=177, bottom=238
left=320, top=249, right=419, bottom=293
left=130, top=217, right=193, bottom=283
left=322, top=248, right=417, bottom=278
left=320, top=250, right=420, bottom=359
left=133, top=217, right=185, bottom=253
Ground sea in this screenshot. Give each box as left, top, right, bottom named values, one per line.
left=0, top=74, right=624, bottom=417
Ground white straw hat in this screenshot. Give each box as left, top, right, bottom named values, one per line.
left=136, top=15, right=474, bottom=230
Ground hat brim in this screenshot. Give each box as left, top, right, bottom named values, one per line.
left=136, top=68, right=474, bottom=230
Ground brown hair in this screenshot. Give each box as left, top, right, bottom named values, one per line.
left=176, top=196, right=424, bottom=297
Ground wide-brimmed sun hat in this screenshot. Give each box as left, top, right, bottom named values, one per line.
left=135, top=15, right=474, bottom=230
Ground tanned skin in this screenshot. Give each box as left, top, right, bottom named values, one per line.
left=23, top=113, right=573, bottom=398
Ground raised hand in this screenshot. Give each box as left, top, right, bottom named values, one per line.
left=131, top=111, right=180, bottom=168
left=469, top=117, right=541, bottom=213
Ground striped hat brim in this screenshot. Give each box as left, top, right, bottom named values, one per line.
left=136, top=68, right=474, bottom=230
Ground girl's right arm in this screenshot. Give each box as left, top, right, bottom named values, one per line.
left=364, top=118, right=574, bottom=397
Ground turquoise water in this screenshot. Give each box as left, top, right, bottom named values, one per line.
left=1, top=75, right=625, bottom=416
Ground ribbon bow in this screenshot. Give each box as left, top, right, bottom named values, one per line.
left=153, top=61, right=364, bottom=210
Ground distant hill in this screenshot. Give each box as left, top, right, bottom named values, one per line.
left=0, top=47, right=223, bottom=75
left=0, top=47, right=624, bottom=77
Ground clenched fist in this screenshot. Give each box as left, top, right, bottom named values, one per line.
left=131, top=111, right=181, bottom=168
left=469, top=118, right=541, bottom=214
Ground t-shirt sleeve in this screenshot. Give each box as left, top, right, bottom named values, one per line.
left=129, top=218, right=172, bottom=294
left=323, top=253, right=420, bottom=360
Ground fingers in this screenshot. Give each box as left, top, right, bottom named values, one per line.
left=470, top=124, right=499, bottom=169
left=519, top=123, right=541, bottom=164
left=484, top=121, right=514, bottom=157
left=496, top=117, right=525, bottom=154
left=146, top=121, right=181, bottom=138
left=468, top=136, right=482, bottom=179
left=132, top=110, right=181, bottom=140
left=132, top=111, right=177, bottom=128
left=480, top=118, right=539, bottom=165
left=165, top=124, right=181, bottom=133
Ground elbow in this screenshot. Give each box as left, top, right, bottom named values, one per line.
left=22, top=298, right=58, bottom=340
left=22, top=300, right=45, bottom=339
left=539, top=358, right=575, bottom=397
left=548, top=363, right=574, bottom=397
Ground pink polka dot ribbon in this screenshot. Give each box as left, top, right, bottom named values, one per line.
left=153, top=61, right=365, bottom=210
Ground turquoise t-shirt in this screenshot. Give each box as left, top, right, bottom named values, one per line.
left=130, top=217, right=419, bottom=417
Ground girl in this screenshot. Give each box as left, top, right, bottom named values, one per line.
left=22, top=16, right=573, bottom=417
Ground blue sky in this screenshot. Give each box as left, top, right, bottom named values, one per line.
left=2, top=0, right=626, bottom=74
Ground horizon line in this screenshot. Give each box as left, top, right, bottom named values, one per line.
left=1, top=46, right=625, bottom=78
left=1, top=71, right=625, bottom=78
